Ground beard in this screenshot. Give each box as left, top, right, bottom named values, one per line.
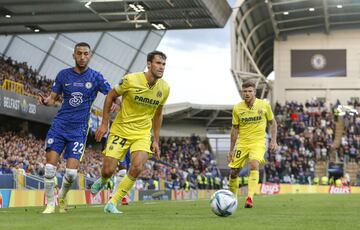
left=152, top=70, right=163, bottom=79
left=75, top=61, right=89, bottom=71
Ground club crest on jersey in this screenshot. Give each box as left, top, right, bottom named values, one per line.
left=69, top=92, right=83, bottom=107
left=85, top=82, right=92, bottom=89
left=156, top=91, right=162, bottom=98
left=258, top=108, right=263, bottom=116
left=47, top=138, right=54, bottom=144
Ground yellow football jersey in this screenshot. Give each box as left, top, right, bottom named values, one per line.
left=232, top=98, right=274, bottom=146
left=110, top=72, right=170, bottom=139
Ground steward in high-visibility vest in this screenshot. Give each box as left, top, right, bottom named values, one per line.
left=197, top=175, right=204, bottom=189
left=313, top=177, right=319, bottom=185
left=184, top=181, right=190, bottom=191
left=214, top=176, right=221, bottom=189
left=321, top=176, right=329, bottom=185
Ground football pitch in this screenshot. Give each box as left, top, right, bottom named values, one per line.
left=0, top=194, right=359, bottom=230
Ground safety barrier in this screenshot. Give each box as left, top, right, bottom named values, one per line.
left=2, top=79, right=25, bottom=95
left=1, top=184, right=360, bottom=208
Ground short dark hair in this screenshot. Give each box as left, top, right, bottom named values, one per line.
left=242, top=80, right=256, bottom=89
left=74, top=42, right=91, bottom=52
left=147, top=50, right=167, bottom=62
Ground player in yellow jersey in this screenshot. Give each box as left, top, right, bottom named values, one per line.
left=228, top=81, right=278, bottom=208
left=91, top=51, right=170, bottom=213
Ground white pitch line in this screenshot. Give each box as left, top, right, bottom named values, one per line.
left=0, top=210, right=11, bottom=213
left=66, top=205, right=104, bottom=209
left=143, top=202, right=158, bottom=205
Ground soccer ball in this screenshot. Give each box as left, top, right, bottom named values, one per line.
left=210, top=190, right=238, bottom=217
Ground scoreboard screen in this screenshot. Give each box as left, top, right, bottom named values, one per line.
left=291, top=49, right=346, bottom=77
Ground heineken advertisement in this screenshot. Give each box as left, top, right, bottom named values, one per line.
left=0, top=89, right=58, bottom=124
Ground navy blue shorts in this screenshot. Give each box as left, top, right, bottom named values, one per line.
left=45, top=121, right=88, bottom=161
left=119, top=150, right=131, bottom=169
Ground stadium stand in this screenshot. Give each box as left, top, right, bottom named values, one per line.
left=155, top=136, right=222, bottom=190
left=1, top=103, right=357, bottom=188
left=266, top=101, right=335, bottom=184
left=0, top=130, right=224, bottom=190
left=0, top=56, right=54, bottom=98
left=0, top=55, right=359, bottom=188
left=265, top=100, right=359, bottom=185
left=0, top=55, right=225, bottom=190
left=0, top=128, right=101, bottom=180
left=334, top=101, right=360, bottom=184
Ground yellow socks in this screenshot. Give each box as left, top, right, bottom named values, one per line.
left=110, top=175, right=135, bottom=205
left=248, top=170, right=259, bottom=199
left=229, top=176, right=239, bottom=197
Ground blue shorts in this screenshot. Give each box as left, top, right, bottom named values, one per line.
left=45, top=121, right=88, bottom=161
left=119, top=150, right=131, bottom=169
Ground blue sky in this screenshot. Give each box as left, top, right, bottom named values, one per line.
left=157, top=0, right=239, bottom=105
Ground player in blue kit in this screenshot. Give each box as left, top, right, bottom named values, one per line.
left=38, top=42, right=111, bottom=214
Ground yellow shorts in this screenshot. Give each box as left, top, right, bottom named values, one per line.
left=103, top=133, right=153, bottom=160
left=228, top=143, right=266, bottom=169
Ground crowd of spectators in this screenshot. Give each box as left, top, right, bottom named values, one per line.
left=0, top=130, right=104, bottom=179
left=336, top=104, right=360, bottom=163
left=0, top=56, right=54, bottom=97
left=0, top=131, right=47, bottom=176
left=0, top=130, right=223, bottom=190
left=0, top=103, right=359, bottom=188
left=136, top=136, right=222, bottom=190
left=1, top=56, right=359, bottom=188
left=0, top=56, right=223, bottom=190
left=265, top=100, right=336, bottom=184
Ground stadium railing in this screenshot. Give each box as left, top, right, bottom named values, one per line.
left=1, top=173, right=81, bottom=190
left=2, top=79, right=25, bottom=95
left=24, top=174, right=44, bottom=190
left=0, top=174, right=16, bottom=189
left=1, top=79, right=37, bottom=99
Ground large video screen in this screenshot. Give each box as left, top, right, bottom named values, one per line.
left=291, top=49, right=346, bottom=77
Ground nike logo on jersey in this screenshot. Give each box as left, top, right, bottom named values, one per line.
left=65, top=83, right=71, bottom=86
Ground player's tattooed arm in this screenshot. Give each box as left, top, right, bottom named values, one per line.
left=38, top=92, right=59, bottom=106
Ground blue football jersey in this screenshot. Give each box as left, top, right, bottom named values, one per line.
left=51, top=67, right=111, bottom=127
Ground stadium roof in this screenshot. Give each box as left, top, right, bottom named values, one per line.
left=233, top=0, right=360, bottom=77
left=163, top=103, right=233, bottom=128
left=0, top=0, right=231, bottom=34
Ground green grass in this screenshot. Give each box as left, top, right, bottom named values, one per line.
left=1, top=194, right=359, bottom=230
